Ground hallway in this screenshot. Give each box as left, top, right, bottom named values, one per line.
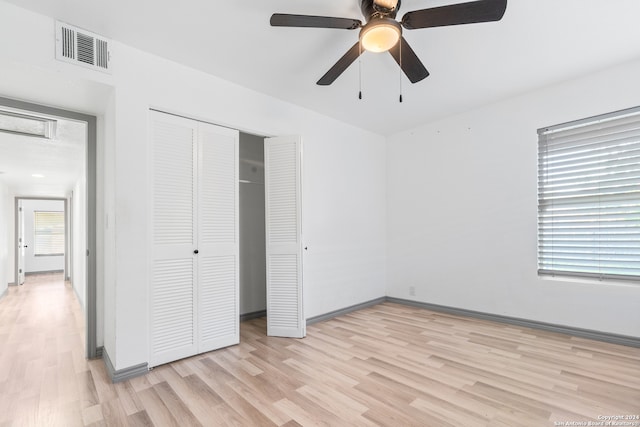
left=0, top=273, right=105, bottom=426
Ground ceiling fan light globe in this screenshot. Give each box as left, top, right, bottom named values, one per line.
left=360, top=21, right=401, bottom=53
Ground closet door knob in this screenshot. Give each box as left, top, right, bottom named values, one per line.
left=194, top=249, right=199, bottom=254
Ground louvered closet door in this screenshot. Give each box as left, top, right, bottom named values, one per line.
left=264, top=136, right=305, bottom=338
left=149, top=111, right=198, bottom=367
left=197, top=123, right=239, bottom=352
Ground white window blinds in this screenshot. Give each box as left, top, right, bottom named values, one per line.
left=538, top=107, right=640, bottom=281
left=34, top=211, right=65, bottom=256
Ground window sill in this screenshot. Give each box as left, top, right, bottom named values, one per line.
left=538, top=273, right=639, bottom=288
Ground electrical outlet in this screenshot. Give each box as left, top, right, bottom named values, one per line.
left=409, top=286, right=416, bottom=296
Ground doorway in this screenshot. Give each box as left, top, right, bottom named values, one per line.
left=239, top=132, right=267, bottom=322
left=0, top=96, right=98, bottom=359
left=239, top=133, right=306, bottom=339
left=16, top=198, right=68, bottom=284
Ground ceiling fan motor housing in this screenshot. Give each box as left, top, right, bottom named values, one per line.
left=361, top=0, right=401, bottom=21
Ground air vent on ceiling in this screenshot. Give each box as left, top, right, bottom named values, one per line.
left=55, top=21, right=112, bottom=74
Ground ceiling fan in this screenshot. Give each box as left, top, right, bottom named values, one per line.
left=270, top=0, right=507, bottom=86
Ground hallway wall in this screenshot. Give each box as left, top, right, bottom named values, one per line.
left=0, top=178, right=8, bottom=296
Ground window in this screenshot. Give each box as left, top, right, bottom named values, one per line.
left=34, top=211, right=65, bottom=256
left=537, top=107, right=640, bottom=281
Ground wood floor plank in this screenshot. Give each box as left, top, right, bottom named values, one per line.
left=99, top=397, right=130, bottom=426
left=77, top=370, right=100, bottom=410
left=36, top=400, right=83, bottom=427
left=1, top=273, right=639, bottom=426
left=274, top=396, right=343, bottom=427
left=127, top=410, right=155, bottom=427
left=213, top=382, right=280, bottom=427
left=156, top=367, right=226, bottom=425
left=114, top=379, right=145, bottom=416
left=152, top=381, right=202, bottom=427
left=81, top=403, right=104, bottom=425
left=410, top=396, right=488, bottom=427
left=294, top=384, right=374, bottom=426
left=225, top=379, right=292, bottom=426
left=136, top=386, right=182, bottom=427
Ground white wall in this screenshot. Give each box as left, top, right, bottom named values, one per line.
left=97, top=90, right=116, bottom=354
left=6, top=195, right=14, bottom=283
left=387, top=58, right=640, bottom=338
left=0, top=178, right=9, bottom=297
left=21, top=199, right=65, bottom=273
left=0, top=1, right=387, bottom=370
left=109, top=44, right=387, bottom=369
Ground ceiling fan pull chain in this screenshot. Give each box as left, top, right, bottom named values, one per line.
left=399, top=40, right=403, bottom=103
left=358, top=42, right=363, bottom=100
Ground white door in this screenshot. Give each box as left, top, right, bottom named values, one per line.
left=17, top=200, right=25, bottom=285
left=149, top=111, right=239, bottom=367
left=150, top=112, right=198, bottom=367
left=197, top=122, right=239, bottom=353
left=264, top=136, right=305, bottom=338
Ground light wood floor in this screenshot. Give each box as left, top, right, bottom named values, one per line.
left=1, top=273, right=639, bottom=426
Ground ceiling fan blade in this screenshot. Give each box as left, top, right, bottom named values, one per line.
left=388, top=37, right=429, bottom=83
left=317, top=42, right=362, bottom=86
left=270, top=14, right=361, bottom=30
left=402, top=0, right=507, bottom=30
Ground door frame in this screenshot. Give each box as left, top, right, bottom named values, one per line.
left=17, top=199, right=25, bottom=285
left=0, top=96, right=98, bottom=359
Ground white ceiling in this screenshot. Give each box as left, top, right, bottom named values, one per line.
left=4, top=0, right=640, bottom=135
left=0, top=110, right=86, bottom=197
